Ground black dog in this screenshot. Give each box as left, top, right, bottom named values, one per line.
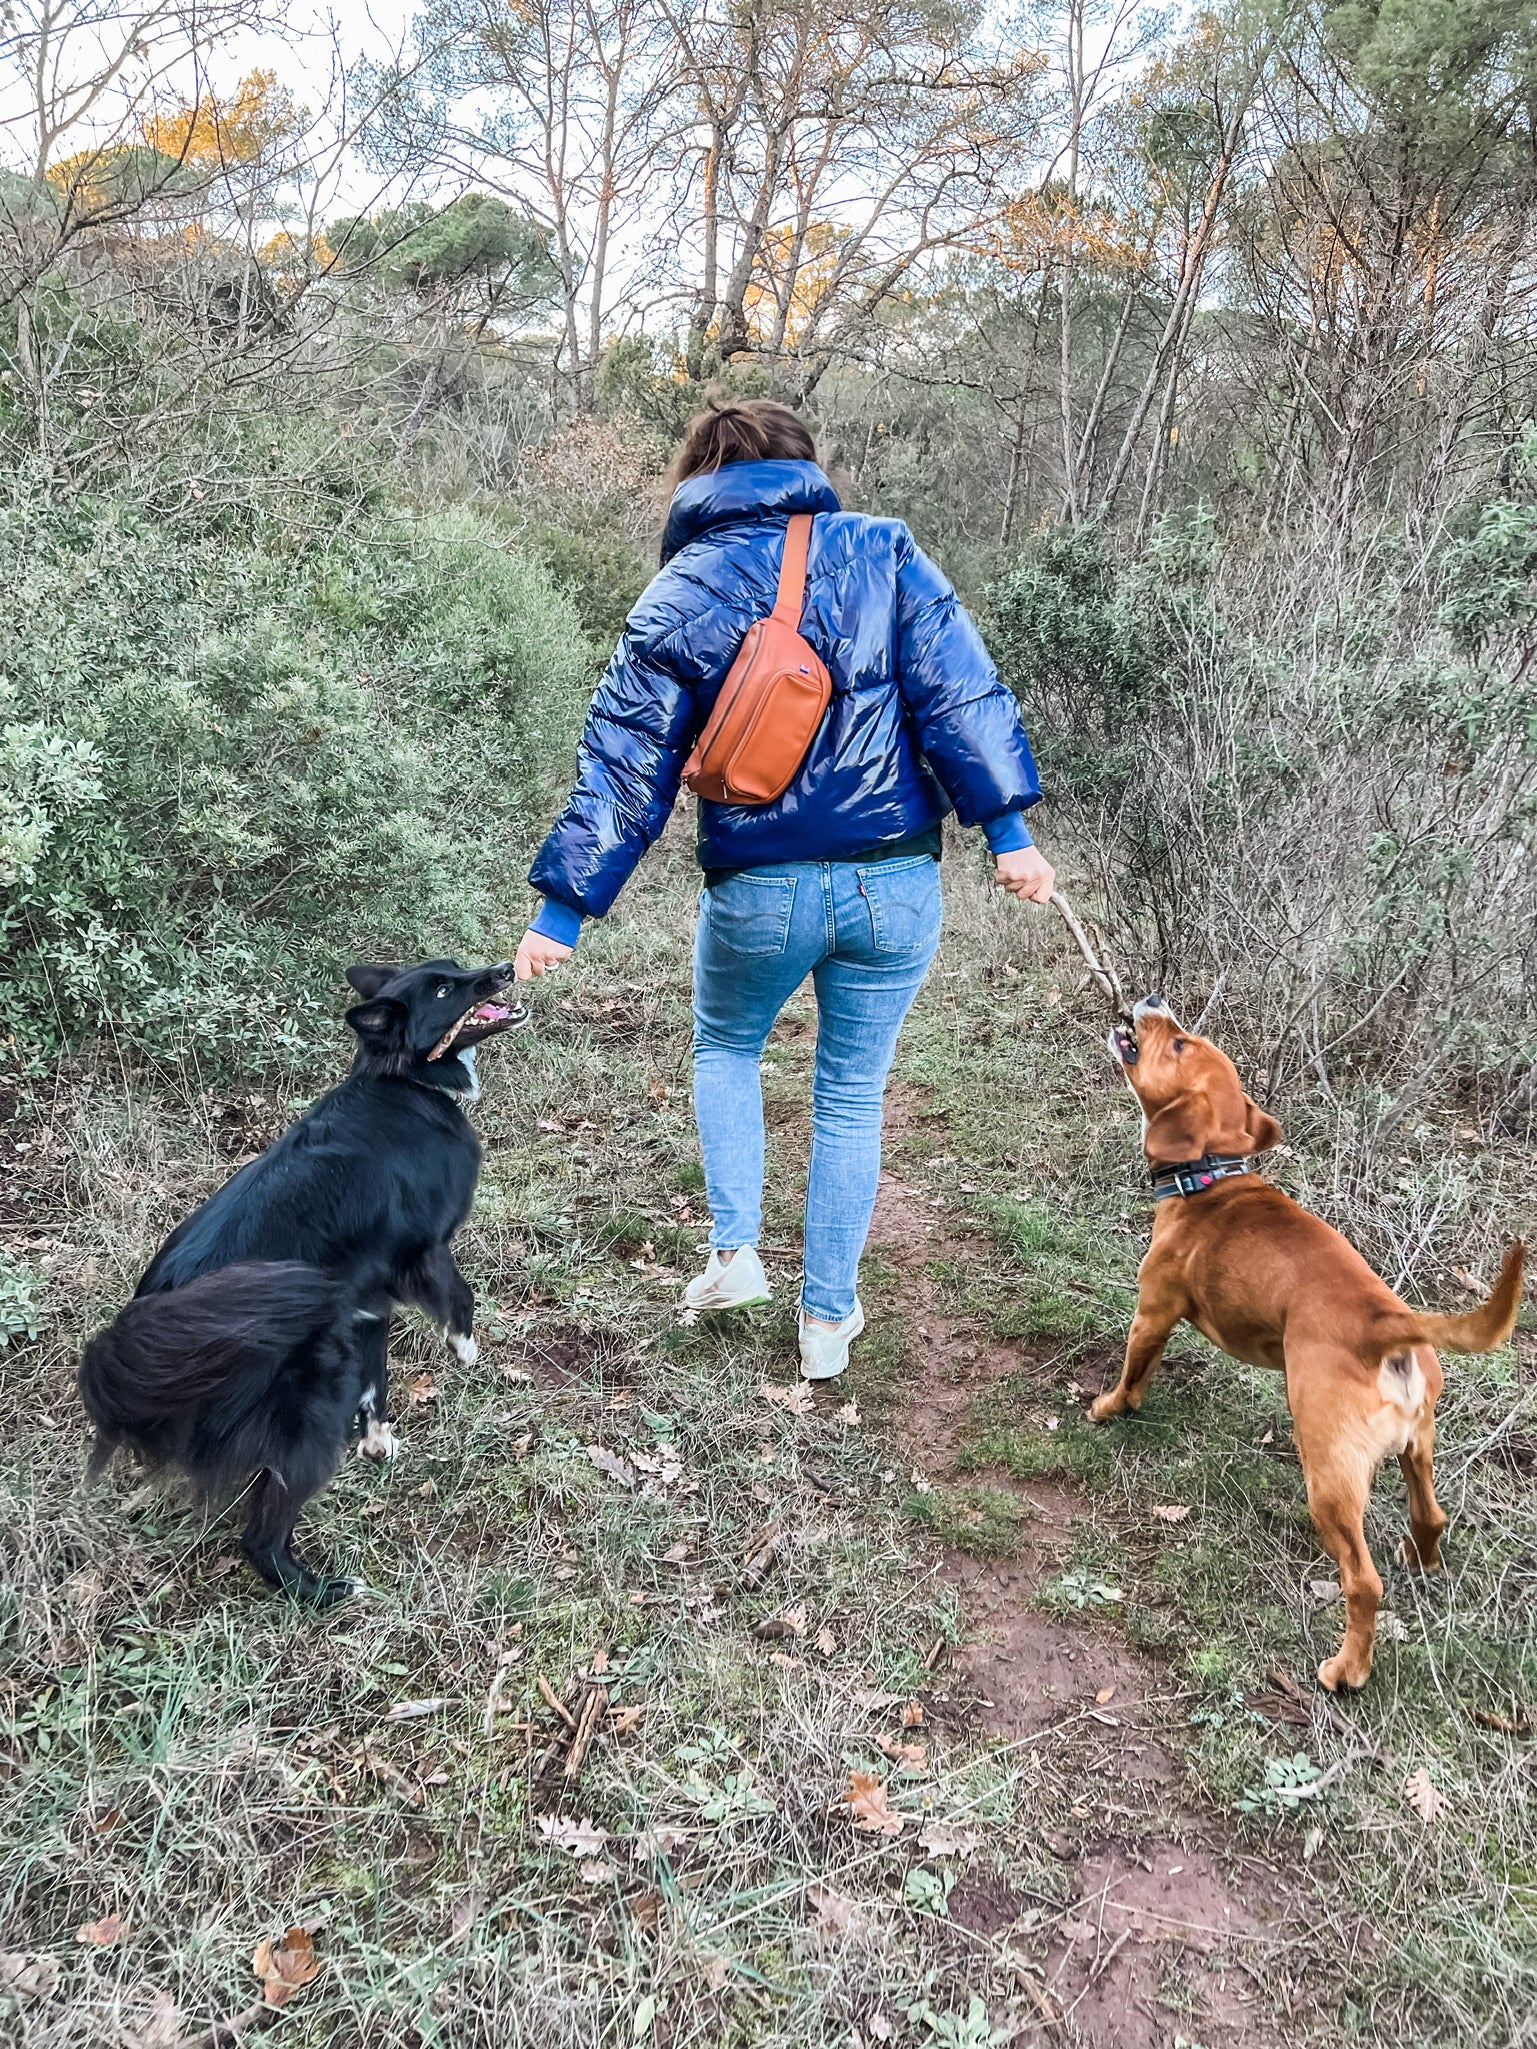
left=78, top=959, right=526, bottom=1604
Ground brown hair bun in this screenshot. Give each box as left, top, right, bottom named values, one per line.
left=671, top=397, right=817, bottom=481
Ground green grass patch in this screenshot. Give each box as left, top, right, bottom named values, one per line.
left=905, top=1482, right=1034, bottom=1557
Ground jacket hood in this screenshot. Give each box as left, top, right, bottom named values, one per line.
left=660, top=459, right=842, bottom=564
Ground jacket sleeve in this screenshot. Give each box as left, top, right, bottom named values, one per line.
left=894, top=530, right=1041, bottom=827
left=527, top=620, right=699, bottom=920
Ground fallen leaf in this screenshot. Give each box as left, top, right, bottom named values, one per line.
left=1380, top=1613, right=1410, bottom=1642
left=1403, top=1767, right=1448, bottom=1823
left=75, top=1913, right=125, bottom=1945
left=869, top=2017, right=894, bottom=2043
left=629, top=1889, right=663, bottom=1930
left=815, top=1626, right=837, bottom=1656
left=591, top=1648, right=611, bottom=1675
left=587, top=1444, right=636, bottom=1488
left=0, top=1952, right=60, bottom=2001
left=836, top=1400, right=861, bottom=1425
left=1310, top=1578, right=1342, bottom=1602
left=607, top=1389, right=633, bottom=1409
left=874, top=1734, right=928, bottom=1770
left=449, top=1888, right=485, bottom=1944
left=807, top=1882, right=866, bottom=1933
left=609, top=1705, right=645, bottom=1736
left=386, top=1696, right=447, bottom=1721
left=759, top=1381, right=813, bottom=1415
left=918, top=1822, right=982, bottom=1858
left=843, top=1769, right=904, bottom=1835
left=251, top=1927, right=319, bottom=2008
left=501, top=1363, right=534, bottom=1383
left=135, top=1989, right=180, bottom=2048
left=1060, top=1916, right=1097, bottom=1942
left=636, top=1823, right=689, bottom=1860
left=1095, top=1686, right=1116, bottom=1705
left=579, top=1858, right=616, bottom=1885
left=901, top=1699, right=925, bottom=1727
left=661, top=1541, right=691, bottom=1563
left=1151, top=1504, right=1190, bottom=1523
left=537, top=1814, right=609, bottom=1858
left=408, top=1373, right=438, bottom=1406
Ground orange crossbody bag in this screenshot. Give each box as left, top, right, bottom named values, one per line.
left=682, top=513, right=831, bottom=806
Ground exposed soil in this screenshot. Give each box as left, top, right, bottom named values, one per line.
left=868, top=1086, right=1312, bottom=2048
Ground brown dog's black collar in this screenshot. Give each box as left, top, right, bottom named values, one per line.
left=1150, top=1154, right=1251, bottom=1201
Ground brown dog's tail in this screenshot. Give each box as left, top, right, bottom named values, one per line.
left=1400, top=1240, right=1526, bottom=1354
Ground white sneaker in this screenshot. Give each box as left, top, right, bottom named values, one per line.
left=683, top=1245, right=771, bottom=1312
left=799, top=1301, right=865, bottom=1381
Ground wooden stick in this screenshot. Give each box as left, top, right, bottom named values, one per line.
left=563, top=1684, right=608, bottom=1783
left=1049, top=889, right=1132, bottom=1020
left=537, top=1673, right=577, bottom=1730
left=170, top=2002, right=275, bottom=2049
left=1472, top=1706, right=1533, bottom=1736
left=740, top=1522, right=787, bottom=1590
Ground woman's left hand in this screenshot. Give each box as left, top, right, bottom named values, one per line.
left=995, top=845, right=1055, bottom=904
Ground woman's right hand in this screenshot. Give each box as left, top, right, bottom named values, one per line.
left=514, top=930, right=575, bottom=980
left=994, top=845, right=1055, bottom=905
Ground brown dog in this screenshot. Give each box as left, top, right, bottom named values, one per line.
left=1091, top=995, right=1524, bottom=1692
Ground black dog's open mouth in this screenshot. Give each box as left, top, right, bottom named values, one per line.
left=1112, top=1022, right=1139, bottom=1066
left=429, top=991, right=530, bottom=1062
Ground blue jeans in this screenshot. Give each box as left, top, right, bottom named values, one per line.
left=692, top=857, right=942, bottom=1321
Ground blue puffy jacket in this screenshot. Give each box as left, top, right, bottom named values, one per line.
left=528, top=459, right=1040, bottom=939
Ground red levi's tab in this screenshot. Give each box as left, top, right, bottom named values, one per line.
left=682, top=513, right=832, bottom=806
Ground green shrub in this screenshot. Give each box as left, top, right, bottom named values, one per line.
left=0, top=1255, right=45, bottom=1346
left=0, top=483, right=593, bottom=1073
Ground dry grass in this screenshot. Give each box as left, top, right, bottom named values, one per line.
left=2, top=831, right=1534, bottom=2046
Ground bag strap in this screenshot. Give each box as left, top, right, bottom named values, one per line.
left=770, top=513, right=814, bottom=626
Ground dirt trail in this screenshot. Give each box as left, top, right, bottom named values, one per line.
left=865, top=1091, right=1311, bottom=2049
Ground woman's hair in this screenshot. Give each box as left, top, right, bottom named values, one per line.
left=671, top=397, right=817, bottom=481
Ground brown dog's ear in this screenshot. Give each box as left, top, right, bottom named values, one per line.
left=1143, top=1096, right=1208, bottom=1164
left=1243, top=1097, right=1283, bottom=1154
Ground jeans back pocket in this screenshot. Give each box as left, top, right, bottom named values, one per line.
left=705, top=872, right=797, bottom=955
left=858, top=856, right=942, bottom=954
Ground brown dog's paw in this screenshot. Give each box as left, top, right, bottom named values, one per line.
left=1317, top=1651, right=1369, bottom=1694
left=1088, top=1392, right=1125, bottom=1424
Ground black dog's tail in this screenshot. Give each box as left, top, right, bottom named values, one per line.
left=78, top=1262, right=356, bottom=1490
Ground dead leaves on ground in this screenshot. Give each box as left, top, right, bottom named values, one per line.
left=252, top=1926, right=321, bottom=2007
left=1, top=1952, right=61, bottom=2001
left=759, top=1380, right=813, bottom=1416
left=538, top=1813, right=610, bottom=1858
left=842, top=1769, right=904, bottom=1835
left=808, top=1882, right=867, bottom=1934
left=74, top=1913, right=126, bottom=1945
left=1403, top=1767, right=1449, bottom=1823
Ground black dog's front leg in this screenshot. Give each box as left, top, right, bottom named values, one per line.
left=398, top=1243, right=477, bottom=1365
left=353, top=1309, right=397, bottom=1461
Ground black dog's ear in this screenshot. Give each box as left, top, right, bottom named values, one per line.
left=345, top=997, right=407, bottom=1045
left=345, top=964, right=402, bottom=1000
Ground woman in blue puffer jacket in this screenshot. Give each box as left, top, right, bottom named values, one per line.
left=517, top=399, right=1054, bottom=1381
